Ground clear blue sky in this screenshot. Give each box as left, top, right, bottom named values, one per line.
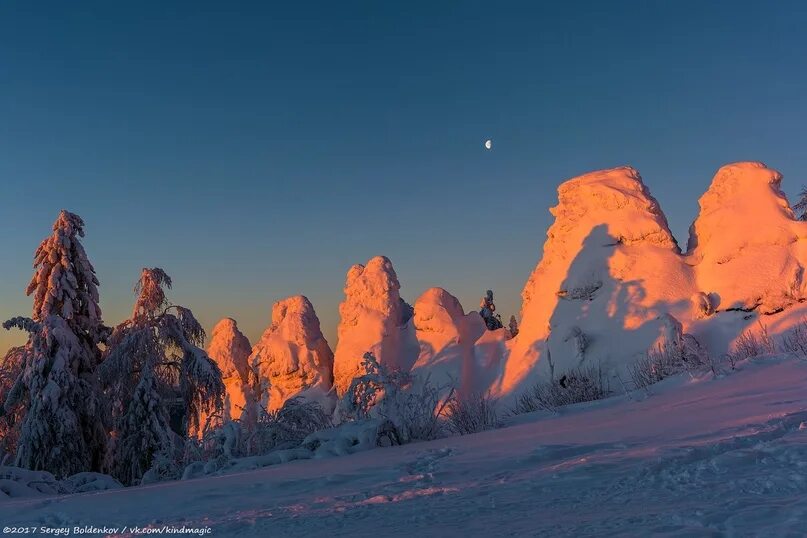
left=2, top=1, right=807, bottom=353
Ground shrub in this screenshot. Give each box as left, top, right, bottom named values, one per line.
left=731, top=322, right=776, bottom=361
left=510, top=365, right=610, bottom=414
left=443, top=391, right=499, bottom=435
left=780, top=320, right=807, bottom=359
left=338, top=353, right=447, bottom=443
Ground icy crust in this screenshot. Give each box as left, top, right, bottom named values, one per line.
left=410, top=288, right=485, bottom=396
left=499, top=167, right=696, bottom=394
left=332, top=256, right=417, bottom=395
left=250, top=296, right=334, bottom=412
left=687, top=162, right=807, bottom=314
left=206, top=318, right=252, bottom=421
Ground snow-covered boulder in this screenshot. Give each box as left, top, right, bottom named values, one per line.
left=687, top=162, right=807, bottom=314
left=332, top=256, right=418, bottom=395
left=206, top=318, right=252, bottom=422
left=250, top=296, right=334, bottom=412
left=411, top=287, right=485, bottom=396
left=500, top=166, right=697, bottom=395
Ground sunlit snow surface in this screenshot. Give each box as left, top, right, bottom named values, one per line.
left=2, top=356, right=806, bottom=536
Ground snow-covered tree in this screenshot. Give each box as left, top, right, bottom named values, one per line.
left=794, top=185, right=807, bottom=221
left=508, top=315, right=519, bottom=337
left=101, top=268, right=224, bottom=485
left=338, top=352, right=443, bottom=442
left=479, top=290, right=503, bottom=330
left=1, top=210, right=107, bottom=477
left=0, top=346, right=27, bottom=459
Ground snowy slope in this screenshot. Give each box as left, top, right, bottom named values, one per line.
left=3, top=356, right=806, bottom=537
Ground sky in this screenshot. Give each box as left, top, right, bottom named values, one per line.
left=2, top=0, right=807, bottom=354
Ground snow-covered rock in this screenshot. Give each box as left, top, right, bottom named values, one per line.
left=206, top=318, right=252, bottom=422
left=687, top=162, right=807, bottom=314
left=332, top=256, right=418, bottom=395
left=500, top=166, right=697, bottom=394
left=250, top=295, right=334, bottom=412
left=411, top=288, right=486, bottom=396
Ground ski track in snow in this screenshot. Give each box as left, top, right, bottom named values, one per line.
left=2, top=357, right=807, bottom=537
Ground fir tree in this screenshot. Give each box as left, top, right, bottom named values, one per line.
left=2, top=210, right=107, bottom=477
left=794, top=185, right=807, bottom=221
left=101, top=268, right=225, bottom=484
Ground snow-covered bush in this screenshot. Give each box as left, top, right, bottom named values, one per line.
left=511, top=365, right=611, bottom=414
left=100, top=268, right=224, bottom=485
left=781, top=320, right=807, bottom=358
left=0, top=466, right=122, bottom=500
left=1, top=211, right=108, bottom=478
left=338, top=352, right=445, bottom=442
left=443, top=391, right=499, bottom=435
left=246, top=397, right=332, bottom=455
left=627, top=344, right=688, bottom=390
left=301, top=419, right=401, bottom=457
left=731, top=323, right=776, bottom=361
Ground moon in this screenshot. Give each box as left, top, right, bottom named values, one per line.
left=484, top=139, right=492, bottom=150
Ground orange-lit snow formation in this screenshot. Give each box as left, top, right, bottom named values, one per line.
left=332, top=256, right=418, bottom=395
left=410, top=287, right=485, bottom=397
left=498, top=166, right=697, bottom=395
left=249, top=295, right=334, bottom=412
left=222, top=162, right=807, bottom=403
left=687, top=162, right=807, bottom=314
left=205, top=318, right=252, bottom=423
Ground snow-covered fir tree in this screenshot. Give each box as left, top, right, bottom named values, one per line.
left=508, top=315, right=519, bottom=338
left=1, top=210, right=108, bottom=477
left=479, top=290, right=503, bottom=330
left=793, top=185, right=807, bottom=221
left=101, top=268, right=225, bottom=485
left=0, top=346, right=27, bottom=460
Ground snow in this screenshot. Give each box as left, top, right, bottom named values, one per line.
left=502, top=166, right=696, bottom=397
left=249, top=295, right=334, bottom=412
left=206, top=318, right=252, bottom=422
left=687, top=162, right=807, bottom=314
left=2, top=355, right=806, bottom=535
left=411, top=287, right=485, bottom=397
left=332, top=256, right=418, bottom=395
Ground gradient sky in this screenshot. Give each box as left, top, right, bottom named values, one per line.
left=3, top=1, right=807, bottom=354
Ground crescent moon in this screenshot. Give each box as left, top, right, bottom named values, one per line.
left=484, top=139, right=492, bottom=150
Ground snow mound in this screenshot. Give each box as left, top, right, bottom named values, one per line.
left=411, top=288, right=485, bottom=396
left=0, top=467, right=121, bottom=500
left=501, top=166, right=696, bottom=394
left=250, top=295, right=335, bottom=412
left=332, top=256, right=417, bottom=395
left=687, top=161, right=807, bottom=314
left=206, top=318, right=252, bottom=422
